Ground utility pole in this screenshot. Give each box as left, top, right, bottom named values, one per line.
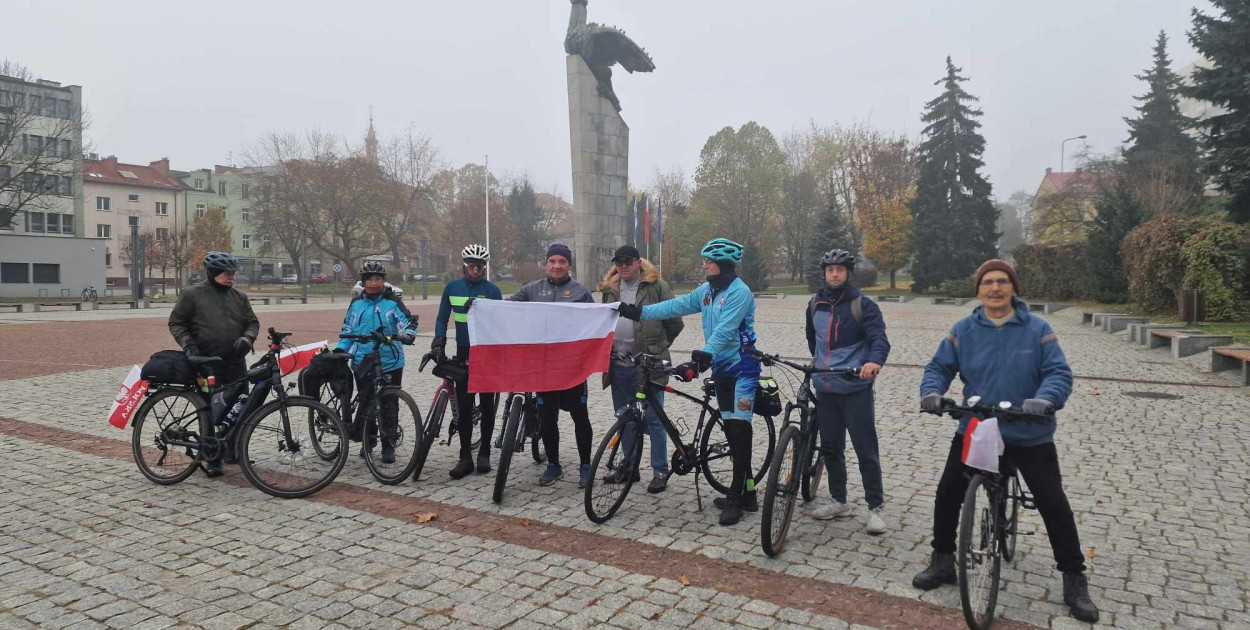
left=484, top=155, right=491, bottom=279
left=421, top=238, right=429, bottom=301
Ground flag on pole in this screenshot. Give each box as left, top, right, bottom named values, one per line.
left=644, top=197, right=651, bottom=245
left=657, top=200, right=663, bottom=243
left=467, top=301, right=617, bottom=393
left=108, top=365, right=150, bottom=429
left=631, top=196, right=638, bottom=246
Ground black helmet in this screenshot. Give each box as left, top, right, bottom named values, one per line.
left=203, top=251, right=240, bottom=273
left=819, top=249, right=856, bottom=271
left=360, top=261, right=387, bottom=279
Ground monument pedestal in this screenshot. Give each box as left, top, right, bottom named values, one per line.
left=567, top=54, right=629, bottom=286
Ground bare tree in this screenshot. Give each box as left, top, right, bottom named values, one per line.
left=376, top=127, right=440, bottom=274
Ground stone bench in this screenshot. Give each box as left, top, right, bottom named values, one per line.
left=874, top=295, right=914, bottom=303
left=1149, top=329, right=1235, bottom=358
left=0, top=303, right=21, bottom=313
left=1029, top=303, right=1070, bottom=315
left=1128, top=323, right=1194, bottom=345
left=249, top=296, right=281, bottom=306
left=1210, top=347, right=1250, bottom=386
left=90, top=299, right=150, bottom=310
left=1087, top=312, right=1128, bottom=328
left=933, top=297, right=973, bottom=306
left=752, top=293, right=787, bottom=300
left=30, top=301, right=84, bottom=312
left=1102, top=315, right=1148, bottom=333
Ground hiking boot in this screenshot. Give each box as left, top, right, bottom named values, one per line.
left=646, top=472, right=668, bottom=494
left=810, top=500, right=854, bottom=521
left=204, top=459, right=223, bottom=478
left=538, top=463, right=563, bottom=486
left=476, top=453, right=491, bottom=474
left=718, top=495, right=744, bottom=526
left=578, top=463, right=593, bottom=489
left=865, top=506, right=888, bottom=535
left=380, top=443, right=396, bottom=465
left=912, top=551, right=957, bottom=590
left=714, top=490, right=758, bottom=512
left=449, top=458, right=474, bottom=479
left=1062, top=572, right=1100, bottom=623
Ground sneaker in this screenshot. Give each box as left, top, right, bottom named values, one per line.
left=538, top=463, right=563, bottom=486
left=1062, top=572, right=1100, bottom=623
left=578, top=463, right=592, bottom=489
left=204, top=459, right=223, bottom=478
left=718, top=496, right=744, bottom=526
left=912, top=551, right=957, bottom=590
left=713, top=490, right=758, bottom=512
left=476, top=453, right=491, bottom=474
left=811, top=500, right=854, bottom=521
left=380, top=443, right=396, bottom=465
left=865, top=506, right=888, bottom=535
left=449, top=458, right=474, bottom=479
left=646, top=473, right=668, bottom=494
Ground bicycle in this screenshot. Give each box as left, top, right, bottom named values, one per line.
left=410, top=351, right=488, bottom=481
left=333, top=327, right=423, bottom=485
left=130, top=327, right=349, bottom=498
left=583, top=351, right=777, bottom=524
left=921, top=397, right=1045, bottom=630
left=81, top=285, right=98, bottom=301
left=747, top=348, right=860, bottom=557
left=492, top=391, right=547, bottom=504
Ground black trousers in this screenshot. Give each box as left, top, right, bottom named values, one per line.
left=815, top=389, right=883, bottom=508
left=355, top=368, right=403, bottom=444
left=537, top=383, right=592, bottom=466
left=931, top=435, right=1086, bottom=574
left=453, top=345, right=496, bottom=459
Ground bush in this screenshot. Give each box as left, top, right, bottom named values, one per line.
left=938, top=276, right=976, bottom=298
left=1181, top=222, right=1250, bottom=321
left=1120, top=215, right=1211, bottom=312
left=1012, top=243, right=1092, bottom=300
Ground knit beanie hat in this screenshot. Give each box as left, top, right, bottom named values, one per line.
left=545, top=243, right=573, bottom=264
left=974, top=259, right=1020, bottom=296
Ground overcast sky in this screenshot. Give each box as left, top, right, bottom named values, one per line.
left=8, top=0, right=1210, bottom=199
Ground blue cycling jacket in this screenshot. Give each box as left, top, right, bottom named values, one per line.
left=641, top=276, right=761, bottom=378
left=335, top=291, right=416, bottom=373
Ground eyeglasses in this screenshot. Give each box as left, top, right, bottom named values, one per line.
left=979, top=278, right=1013, bottom=287
left=613, top=259, right=636, bottom=267
left=465, top=263, right=485, bottom=271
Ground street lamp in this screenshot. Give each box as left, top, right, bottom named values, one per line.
left=1061, top=135, right=1087, bottom=173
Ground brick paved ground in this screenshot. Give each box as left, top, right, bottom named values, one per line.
left=1, top=297, right=1246, bottom=629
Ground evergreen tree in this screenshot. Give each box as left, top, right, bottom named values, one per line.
left=739, top=243, right=770, bottom=292
left=908, top=57, right=999, bottom=293
left=1187, top=1, right=1250, bottom=223
left=1123, top=31, right=1202, bottom=212
left=507, top=180, right=542, bottom=267
left=1086, top=179, right=1145, bottom=302
left=805, top=203, right=854, bottom=292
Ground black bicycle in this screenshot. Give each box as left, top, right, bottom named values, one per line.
left=130, top=328, right=349, bottom=498
left=584, top=351, right=777, bottom=524
left=411, top=351, right=488, bottom=481
left=748, top=348, right=860, bottom=557
left=333, top=327, right=423, bottom=485
left=492, top=391, right=547, bottom=504
left=922, top=397, right=1044, bottom=630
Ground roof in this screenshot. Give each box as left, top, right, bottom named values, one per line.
left=83, top=158, right=181, bottom=190
left=1035, top=168, right=1108, bottom=199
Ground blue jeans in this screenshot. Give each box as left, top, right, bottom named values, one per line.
left=609, top=363, right=669, bottom=475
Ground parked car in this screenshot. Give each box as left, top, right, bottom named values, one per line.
left=233, top=274, right=251, bottom=285
left=496, top=273, right=514, bottom=281
left=187, top=272, right=205, bottom=285
left=281, top=274, right=299, bottom=284
left=308, top=274, right=332, bottom=284
left=258, top=274, right=281, bottom=284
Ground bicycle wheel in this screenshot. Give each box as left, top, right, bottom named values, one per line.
left=761, top=425, right=801, bottom=556
left=237, top=396, right=349, bottom=498
left=1002, top=473, right=1022, bottom=562
left=958, top=474, right=1002, bottom=630
left=493, top=395, right=524, bottom=504
left=131, top=389, right=206, bottom=485
left=585, top=414, right=645, bottom=523
left=308, top=382, right=344, bottom=461
left=470, top=405, right=484, bottom=451
left=698, top=413, right=776, bottom=495
left=801, top=445, right=824, bottom=502
left=411, top=387, right=447, bottom=482
left=364, top=388, right=422, bottom=485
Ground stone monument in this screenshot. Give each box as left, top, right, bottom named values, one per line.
left=564, top=0, right=654, bottom=284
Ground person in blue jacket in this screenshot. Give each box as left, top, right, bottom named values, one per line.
left=618, top=237, right=762, bottom=526
left=913, top=259, right=1098, bottom=624
left=335, top=261, right=417, bottom=464
left=804, top=249, right=891, bottom=534
left=432, top=244, right=503, bottom=479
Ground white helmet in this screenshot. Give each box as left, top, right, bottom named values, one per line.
left=461, top=244, right=489, bottom=263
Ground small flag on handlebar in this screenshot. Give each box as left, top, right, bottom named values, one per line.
left=278, top=341, right=329, bottom=376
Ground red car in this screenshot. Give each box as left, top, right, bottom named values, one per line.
left=308, top=274, right=333, bottom=284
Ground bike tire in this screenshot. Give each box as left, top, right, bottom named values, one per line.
left=801, top=431, right=824, bottom=502
left=584, top=414, right=645, bottom=523
left=761, top=425, right=801, bottom=557
left=1002, top=473, right=1022, bottom=562
left=237, top=396, right=349, bottom=499
left=698, top=412, right=776, bottom=495
left=411, top=388, right=447, bottom=482
left=364, top=388, right=422, bottom=485
left=958, top=474, right=1002, bottom=630
left=131, top=389, right=205, bottom=485
left=493, top=395, right=524, bottom=504
left=309, top=382, right=344, bottom=462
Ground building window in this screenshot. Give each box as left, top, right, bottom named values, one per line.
left=96, top=196, right=110, bottom=211
left=28, top=212, right=44, bottom=233
left=194, top=179, right=204, bottom=189
left=155, top=227, right=169, bottom=241
left=241, top=209, right=249, bottom=223
left=128, top=194, right=139, bottom=202
left=45, top=214, right=61, bottom=234
left=61, top=214, right=74, bottom=235
left=32, top=263, right=60, bottom=284
left=105, top=247, right=111, bottom=266
left=155, top=202, right=168, bottom=216
left=310, top=262, right=322, bottom=274
left=195, top=203, right=206, bottom=218
left=97, top=224, right=111, bottom=238
left=0, top=165, right=9, bottom=182
left=59, top=139, right=71, bottom=158
left=56, top=99, right=71, bottom=119
left=242, top=234, right=251, bottom=249
left=241, top=183, right=250, bottom=199
left=1, top=263, right=29, bottom=283
left=218, top=182, right=227, bottom=196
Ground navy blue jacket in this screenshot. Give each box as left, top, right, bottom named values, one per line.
left=435, top=277, right=502, bottom=348
left=805, top=285, right=890, bottom=394
left=921, top=298, right=1074, bottom=446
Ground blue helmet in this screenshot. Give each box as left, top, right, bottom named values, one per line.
left=700, top=238, right=743, bottom=264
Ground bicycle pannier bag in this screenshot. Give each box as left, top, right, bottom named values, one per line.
left=140, top=350, right=196, bottom=385
left=754, top=377, right=783, bottom=417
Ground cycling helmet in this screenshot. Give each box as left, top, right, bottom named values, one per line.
left=461, top=244, right=490, bottom=263
left=359, top=261, right=387, bottom=279
left=819, top=249, right=856, bottom=271
left=203, top=251, right=240, bottom=273
left=700, top=238, right=743, bottom=264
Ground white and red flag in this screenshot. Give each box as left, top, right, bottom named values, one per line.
left=278, top=340, right=329, bottom=376
left=467, top=301, right=617, bottom=393
left=108, top=365, right=150, bottom=430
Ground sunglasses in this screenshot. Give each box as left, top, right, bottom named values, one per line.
left=613, top=259, right=637, bottom=267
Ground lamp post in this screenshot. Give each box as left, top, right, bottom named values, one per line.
left=1061, top=135, right=1087, bottom=173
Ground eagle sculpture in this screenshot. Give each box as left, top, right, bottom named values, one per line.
left=564, top=0, right=656, bottom=112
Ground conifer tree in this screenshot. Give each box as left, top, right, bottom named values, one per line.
left=1123, top=31, right=1202, bottom=213
left=1187, top=1, right=1250, bottom=223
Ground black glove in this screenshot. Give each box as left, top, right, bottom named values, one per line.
left=431, top=337, right=447, bottom=360
left=921, top=393, right=954, bottom=413
left=398, top=330, right=416, bottom=346
left=332, top=347, right=349, bottom=354
left=616, top=303, right=642, bottom=321
left=232, top=336, right=253, bottom=356
left=1021, top=398, right=1054, bottom=415
left=691, top=350, right=713, bottom=371
left=672, top=361, right=700, bottom=383
left=185, top=346, right=201, bottom=360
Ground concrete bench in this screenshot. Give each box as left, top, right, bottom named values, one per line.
left=1210, top=347, right=1250, bottom=386
left=1029, top=303, right=1071, bottom=315
left=1082, top=311, right=1095, bottom=325
left=1149, top=329, right=1235, bottom=358
left=933, top=297, right=973, bottom=306
left=1102, top=315, right=1148, bottom=333
left=752, top=293, right=787, bottom=300
left=875, top=295, right=914, bottom=303
left=1088, top=312, right=1128, bottom=328
left=1128, top=323, right=1192, bottom=345
left=0, top=303, right=21, bottom=313
left=249, top=297, right=281, bottom=306
left=31, top=302, right=84, bottom=312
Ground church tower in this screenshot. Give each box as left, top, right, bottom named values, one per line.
left=364, top=109, right=378, bottom=165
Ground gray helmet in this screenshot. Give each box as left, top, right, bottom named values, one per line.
left=819, top=249, right=856, bottom=271
left=203, top=251, right=240, bottom=273
left=359, top=261, right=387, bottom=279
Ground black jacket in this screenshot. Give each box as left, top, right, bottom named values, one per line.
left=168, top=282, right=260, bottom=361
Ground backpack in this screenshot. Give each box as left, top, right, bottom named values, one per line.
left=808, top=294, right=864, bottom=325
left=140, top=350, right=197, bottom=385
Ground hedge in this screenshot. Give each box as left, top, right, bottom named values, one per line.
left=1012, top=243, right=1092, bottom=300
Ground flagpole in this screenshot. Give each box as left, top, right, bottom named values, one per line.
left=484, top=154, right=490, bottom=278
left=645, top=198, right=650, bottom=260
left=657, top=200, right=663, bottom=277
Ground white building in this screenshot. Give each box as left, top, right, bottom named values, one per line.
left=83, top=156, right=183, bottom=288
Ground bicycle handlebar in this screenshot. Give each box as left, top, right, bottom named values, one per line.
left=610, top=350, right=676, bottom=374
left=744, top=347, right=860, bottom=379
left=339, top=326, right=393, bottom=345
left=921, top=399, right=1050, bottom=424
left=418, top=351, right=467, bottom=373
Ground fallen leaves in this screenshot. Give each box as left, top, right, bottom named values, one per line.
left=677, top=574, right=691, bottom=586
left=415, top=513, right=438, bottom=523
left=519, top=518, right=531, bottom=527
left=1084, top=547, right=1097, bottom=559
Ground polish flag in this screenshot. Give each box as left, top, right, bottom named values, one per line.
left=961, top=416, right=1004, bottom=473
left=278, top=340, right=329, bottom=376
left=467, top=301, right=617, bottom=393
left=109, top=365, right=150, bottom=430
